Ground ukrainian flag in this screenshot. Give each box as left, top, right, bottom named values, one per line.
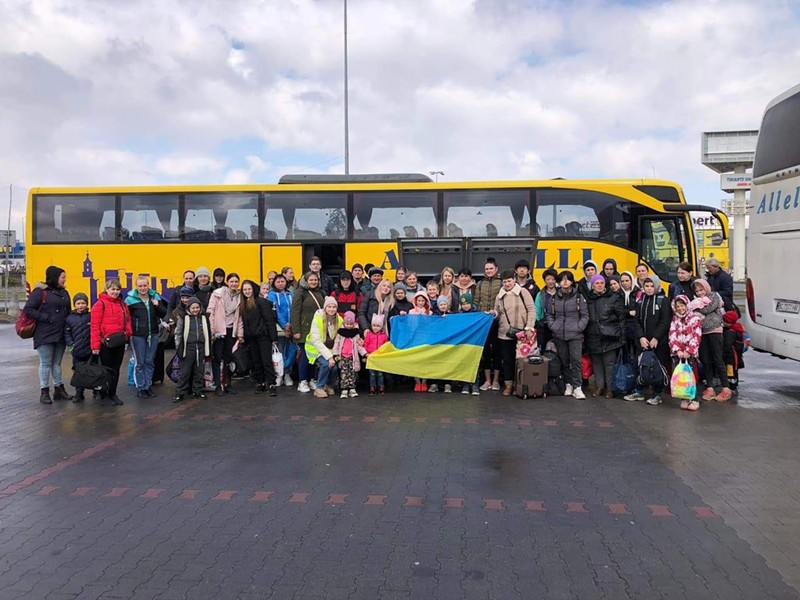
left=367, top=313, right=494, bottom=381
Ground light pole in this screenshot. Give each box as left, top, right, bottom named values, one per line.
left=429, top=171, right=444, bottom=182
left=343, top=0, right=350, bottom=175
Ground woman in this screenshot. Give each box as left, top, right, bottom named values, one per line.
left=267, top=271, right=277, bottom=289
left=268, top=273, right=295, bottom=386
left=194, top=266, right=214, bottom=309
left=282, top=266, right=298, bottom=290
left=668, top=261, right=696, bottom=301
left=635, top=263, right=649, bottom=291
left=693, top=279, right=732, bottom=402
left=534, top=268, right=558, bottom=351
left=619, top=271, right=639, bottom=353
left=438, top=266, right=459, bottom=313
left=455, top=268, right=476, bottom=298
left=125, top=275, right=167, bottom=399
left=546, top=271, right=589, bottom=399
left=211, top=268, right=227, bottom=290
left=358, top=278, right=395, bottom=334
left=207, top=272, right=243, bottom=395
left=240, top=280, right=279, bottom=396
left=290, top=271, right=326, bottom=392
left=24, top=265, right=73, bottom=404
left=629, top=275, right=672, bottom=404
left=90, top=278, right=133, bottom=406
left=493, top=269, right=536, bottom=396
left=259, top=282, right=270, bottom=299
left=475, top=259, right=502, bottom=390
left=585, top=275, right=626, bottom=398
left=305, top=296, right=343, bottom=398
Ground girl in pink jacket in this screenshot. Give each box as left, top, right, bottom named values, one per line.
left=363, top=314, right=389, bottom=395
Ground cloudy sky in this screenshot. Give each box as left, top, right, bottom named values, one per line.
left=2, top=0, right=799, bottom=238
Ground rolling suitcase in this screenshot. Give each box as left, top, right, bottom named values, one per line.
left=515, top=356, right=549, bottom=399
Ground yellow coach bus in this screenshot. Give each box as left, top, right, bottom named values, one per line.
left=25, top=174, right=727, bottom=303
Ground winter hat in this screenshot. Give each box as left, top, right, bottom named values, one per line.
left=323, top=296, right=338, bottom=309
left=45, top=265, right=65, bottom=288
left=722, top=310, right=739, bottom=326
left=196, top=266, right=211, bottom=278
left=393, top=282, right=407, bottom=294
left=343, top=311, right=356, bottom=325
left=459, top=293, right=473, bottom=305
left=339, top=270, right=352, bottom=281
left=213, top=267, right=226, bottom=279
left=590, top=274, right=605, bottom=286
left=368, top=266, right=384, bottom=277
left=436, top=295, right=450, bottom=307
left=179, top=285, right=195, bottom=297
left=371, top=314, right=385, bottom=328
left=73, top=292, right=89, bottom=304
left=187, top=297, right=202, bottom=310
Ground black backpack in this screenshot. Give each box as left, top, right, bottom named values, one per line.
left=542, top=350, right=562, bottom=378
left=546, top=375, right=567, bottom=397
left=637, top=350, right=667, bottom=387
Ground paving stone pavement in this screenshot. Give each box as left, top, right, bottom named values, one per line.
left=0, top=325, right=798, bottom=599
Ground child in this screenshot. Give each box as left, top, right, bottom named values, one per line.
left=64, top=292, right=92, bottom=403
left=429, top=295, right=453, bottom=393
left=333, top=311, right=368, bottom=398
left=174, top=297, right=211, bottom=403
left=364, top=314, right=389, bottom=395
left=458, top=293, right=481, bottom=396
left=408, top=291, right=432, bottom=392
left=331, top=270, right=362, bottom=317
left=722, top=310, right=746, bottom=392
left=668, top=295, right=703, bottom=411
left=426, top=281, right=440, bottom=314
left=691, top=279, right=732, bottom=402
left=390, top=283, right=413, bottom=317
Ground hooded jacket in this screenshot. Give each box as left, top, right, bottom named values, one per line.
left=668, top=295, right=702, bottom=357
left=706, top=268, right=735, bottom=311
left=23, top=266, right=71, bottom=349
left=175, top=305, right=211, bottom=359
left=601, top=258, right=619, bottom=282
left=90, top=292, right=133, bottom=352
left=691, top=279, right=724, bottom=334
left=634, top=276, right=672, bottom=344
left=585, top=287, right=626, bottom=354
left=577, top=260, right=599, bottom=299
left=268, top=288, right=294, bottom=330
left=65, top=309, right=92, bottom=359
left=240, top=295, right=278, bottom=342
left=408, top=291, right=432, bottom=315
left=363, top=328, right=389, bottom=355
left=125, top=288, right=167, bottom=337
left=546, top=286, right=589, bottom=342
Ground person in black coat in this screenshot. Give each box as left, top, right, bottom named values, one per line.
left=23, top=266, right=73, bottom=404
left=668, top=261, right=696, bottom=301
left=240, top=280, right=279, bottom=395
left=64, top=292, right=92, bottom=402
left=632, top=275, right=672, bottom=404
left=705, top=257, right=735, bottom=312
left=167, top=269, right=197, bottom=315
left=584, top=275, right=626, bottom=398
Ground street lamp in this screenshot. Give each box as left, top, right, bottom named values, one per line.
left=429, top=171, right=444, bottom=182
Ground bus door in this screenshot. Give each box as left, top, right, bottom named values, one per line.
left=260, top=243, right=302, bottom=282
left=399, top=238, right=466, bottom=279
left=303, top=242, right=346, bottom=284
left=468, top=237, right=537, bottom=277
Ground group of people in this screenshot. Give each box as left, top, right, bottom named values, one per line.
left=23, top=254, right=744, bottom=412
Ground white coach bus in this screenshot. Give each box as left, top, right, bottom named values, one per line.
left=745, top=83, right=800, bottom=360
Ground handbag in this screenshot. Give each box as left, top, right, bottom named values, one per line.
left=17, top=290, right=46, bottom=339
left=272, top=343, right=284, bottom=378
left=166, top=353, right=181, bottom=383
left=70, top=356, right=112, bottom=394
left=104, top=332, right=127, bottom=348
left=232, top=342, right=251, bottom=375
left=610, top=348, right=637, bottom=394
left=500, top=294, right=525, bottom=339
left=157, top=320, right=172, bottom=344
left=670, top=359, right=696, bottom=400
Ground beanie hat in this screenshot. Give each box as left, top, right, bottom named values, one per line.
left=371, top=314, right=385, bottom=328
left=459, top=293, right=473, bottom=305
left=323, top=296, right=338, bottom=309
left=590, top=274, right=605, bottom=286
left=187, top=297, right=202, bottom=310
left=343, top=311, right=356, bottom=325
left=196, top=266, right=211, bottom=278
left=179, top=285, right=195, bottom=297
left=393, top=282, right=407, bottom=293
left=368, top=266, right=384, bottom=277
left=436, top=295, right=450, bottom=307
left=73, top=292, right=89, bottom=304
left=213, top=267, right=225, bottom=279
left=722, top=310, right=739, bottom=326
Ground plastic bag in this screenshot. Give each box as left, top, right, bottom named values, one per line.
left=203, top=359, right=215, bottom=391
left=272, top=343, right=284, bottom=378
left=167, top=353, right=181, bottom=383
left=670, top=360, right=696, bottom=400
left=127, top=356, right=136, bottom=386
left=581, top=354, right=593, bottom=379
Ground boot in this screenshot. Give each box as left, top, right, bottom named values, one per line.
left=254, top=383, right=265, bottom=394
left=502, top=382, right=514, bottom=397
left=39, top=388, right=53, bottom=404
left=53, top=384, right=73, bottom=401
left=110, top=395, right=124, bottom=406
left=73, top=390, right=85, bottom=404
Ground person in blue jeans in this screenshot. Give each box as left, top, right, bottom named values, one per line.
left=125, top=276, right=167, bottom=398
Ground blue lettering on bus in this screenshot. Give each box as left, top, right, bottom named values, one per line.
left=757, top=187, right=800, bottom=214
left=534, top=247, right=594, bottom=270
left=381, top=250, right=400, bottom=270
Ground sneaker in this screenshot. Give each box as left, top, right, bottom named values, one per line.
left=715, top=388, right=732, bottom=402
left=349, top=389, right=358, bottom=398
left=471, top=386, right=480, bottom=396
left=565, top=384, right=574, bottom=396
left=110, top=395, right=124, bottom=406
left=193, top=392, right=207, bottom=399
left=324, top=385, right=335, bottom=396
left=624, top=392, right=645, bottom=402
left=687, top=400, right=700, bottom=411
left=680, top=399, right=689, bottom=410
left=443, top=384, right=452, bottom=393
left=146, top=388, right=157, bottom=398
left=340, top=390, right=349, bottom=399
left=428, top=384, right=439, bottom=393
left=215, top=386, right=225, bottom=397
left=605, top=389, right=615, bottom=399
left=298, top=380, right=311, bottom=393
left=370, top=387, right=376, bottom=396
left=490, top=382, right=501, bottom=391
left=309, top=380, right=317, bottom=391
left=269, top=385, right=277, bottom=397
left=461, top=386, right=470, bottom=395
left=136, top=390, right=149, bottom=399
left=572, top=387, right=586, bottom=400
left=225, top=386, right=237, bottom=395
left=284, top=374, right=294, bottom=387
left=379, top=386, right=385, bottom=395
left=313, top=388, right=328, bottom=398
left=701, top=387, right=716, bottom=401
left=173, top=394, right=184, bottom=404
left=646, top=395, right=662, bottom=406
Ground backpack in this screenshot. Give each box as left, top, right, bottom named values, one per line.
left=542, top=349, right=561, bottom=378
left=637, top=350, right=667, bottom=387
left=546, top=375, right=567, bottom=397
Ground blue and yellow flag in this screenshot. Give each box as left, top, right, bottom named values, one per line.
left=366, top=313, right=494, bottom=381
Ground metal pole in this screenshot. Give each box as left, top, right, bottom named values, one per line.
left=5, top=185, right=11, bottom=313
left=732, top=165, right=747, bottom=282
left=343, top=0, right=350, bottom=175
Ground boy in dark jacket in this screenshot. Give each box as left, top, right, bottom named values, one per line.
left=173, top=297, right=211, bottom=403
left=331, top=270, right=363, bottom=316
left=628, top=275, right=672, bottom=404
left=65, top=292, right=93, bottom=403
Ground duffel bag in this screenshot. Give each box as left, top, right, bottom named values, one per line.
left=71, top=356, right=112, bottom=394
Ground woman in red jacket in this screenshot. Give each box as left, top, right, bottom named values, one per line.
left=91, top=278, right=133, bottom=405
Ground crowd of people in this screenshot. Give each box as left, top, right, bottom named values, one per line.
left=23, top=255, right=745, bottom=412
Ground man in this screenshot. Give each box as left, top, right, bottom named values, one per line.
left=298, top=256, right=335, bottom=295
left=360, top=266, right=383, bottom=296
left=514, top=259, right=539, bottom=298
left=168, top=270, right=196, bottom=314
left=576, top=260, right=598, bottom=299
left=705, top=257, right=735, bottom=312
left=474, top=258, right=502, bottom=391
left=351, top=263, right=365, bottom=292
